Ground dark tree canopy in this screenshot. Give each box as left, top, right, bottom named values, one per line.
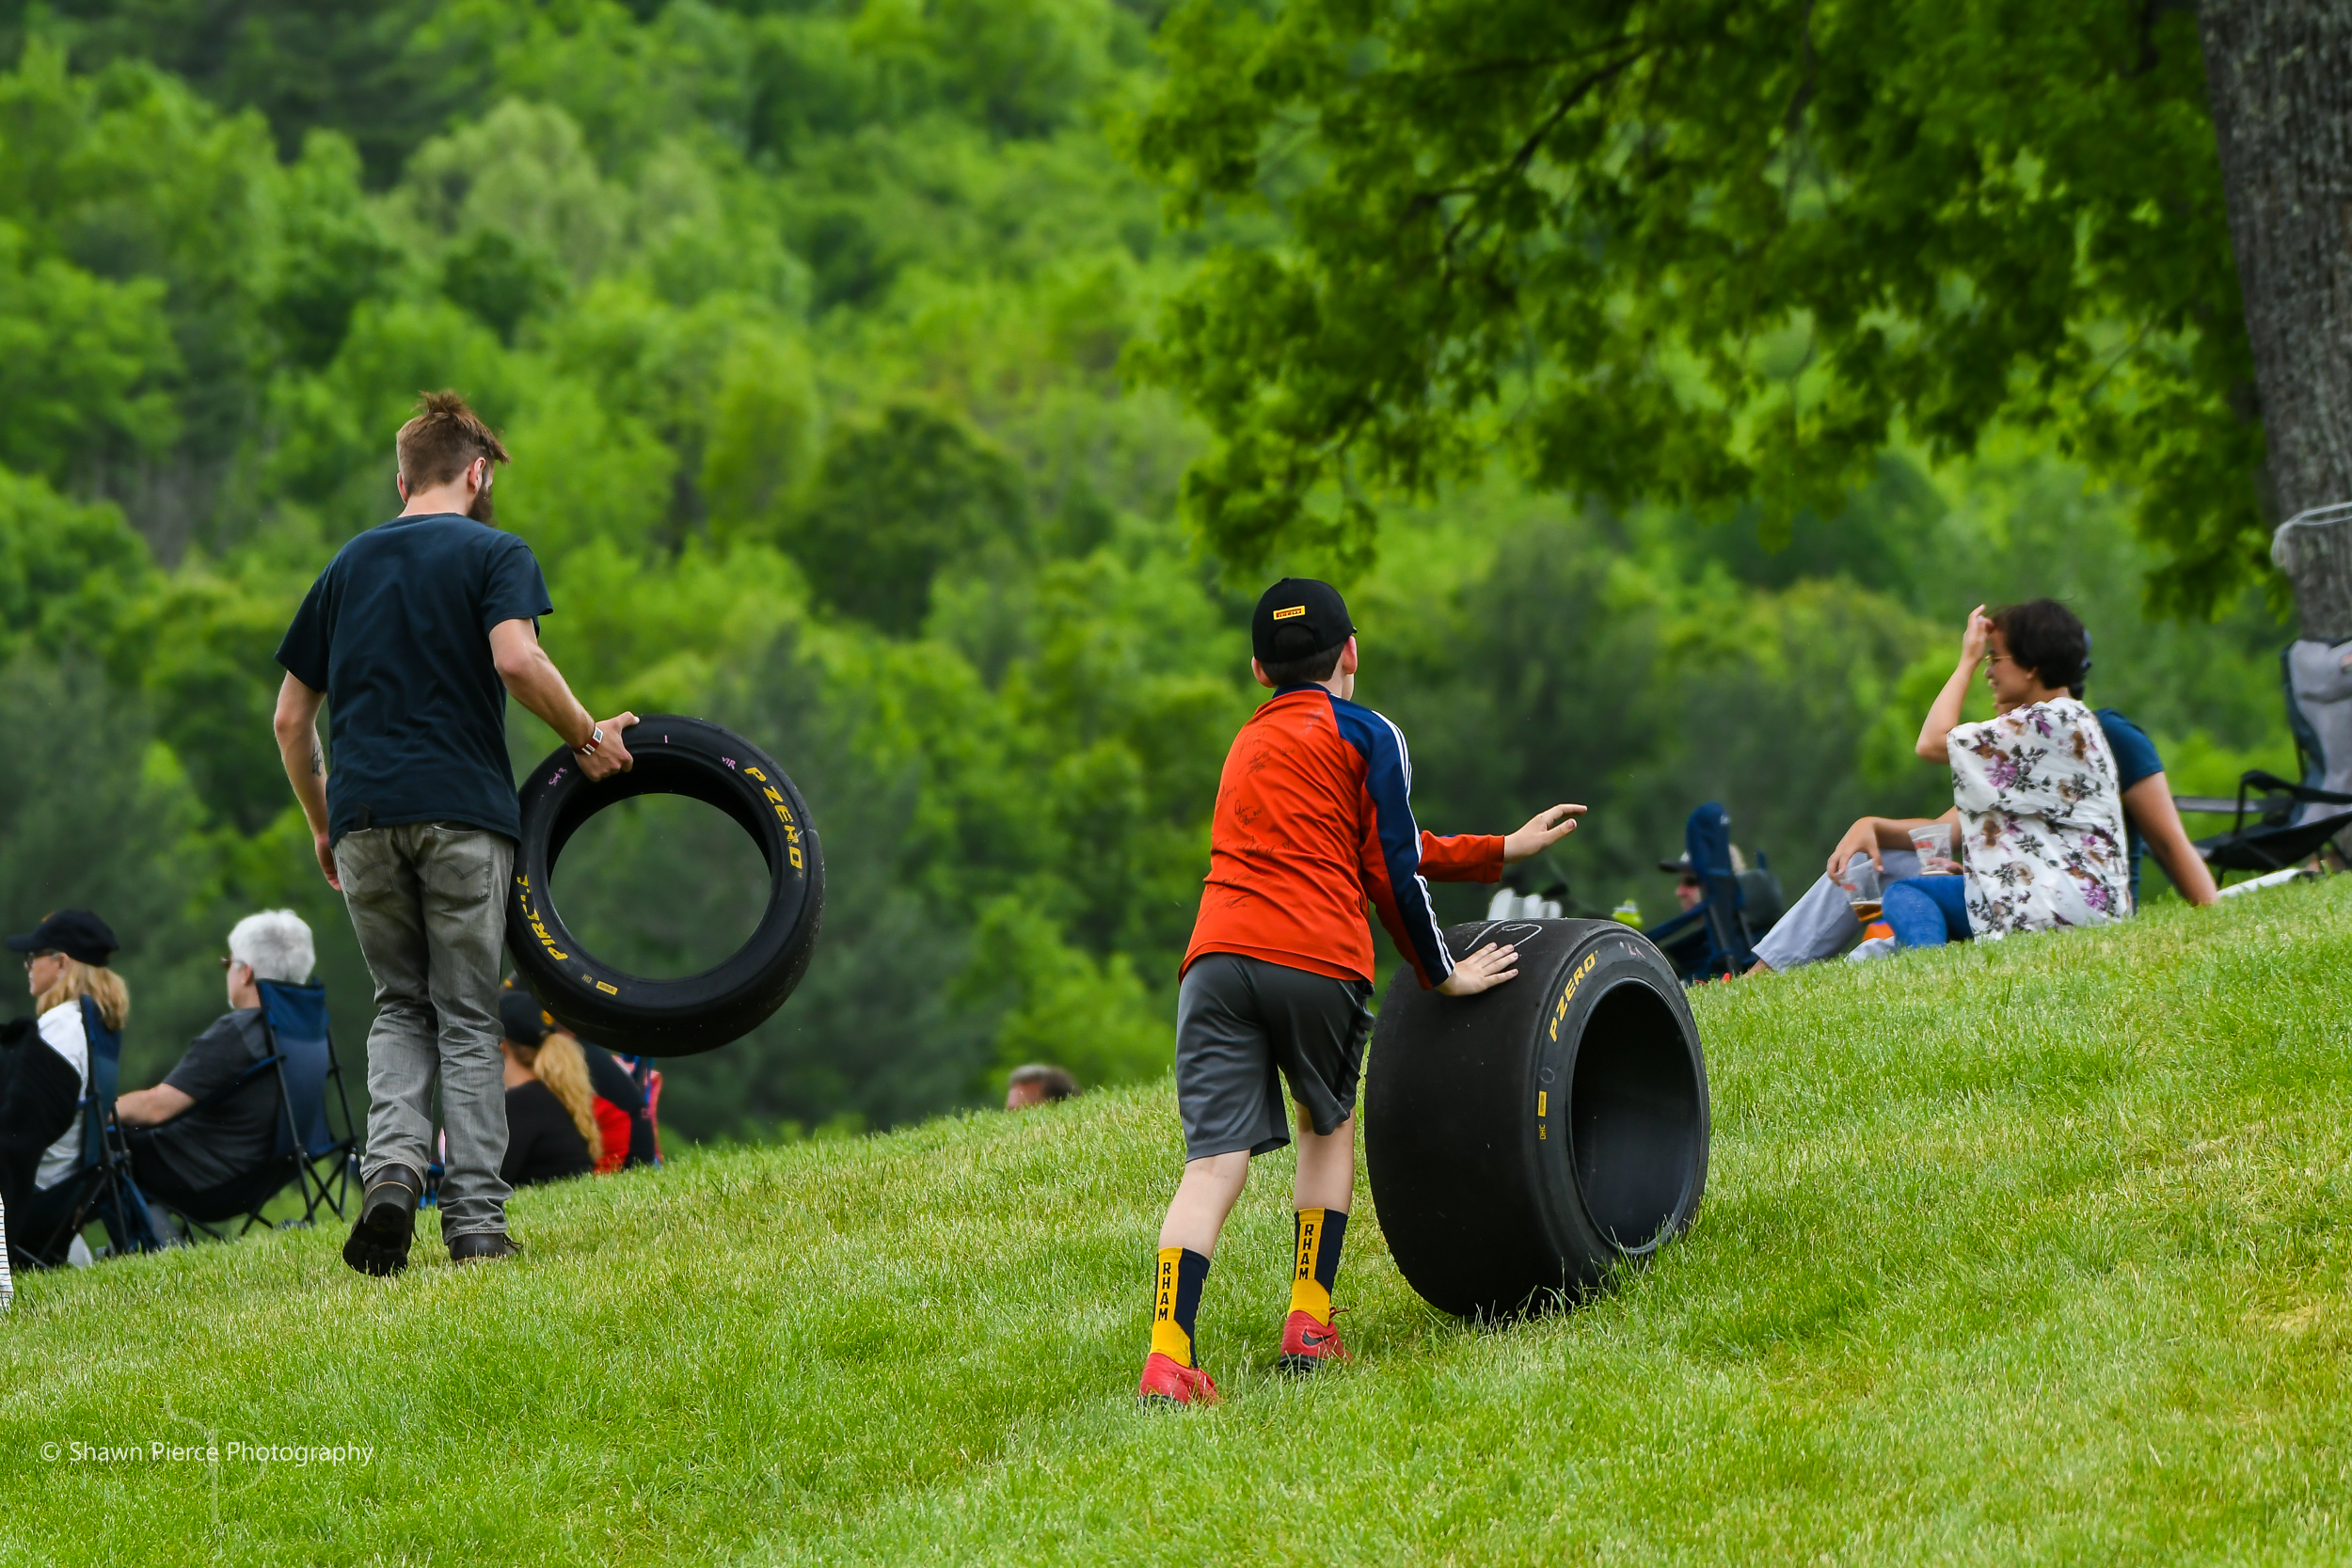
left=1131, top=0, right=2272, bottom=612
left=0, top=0, right=477, bottom=182
left=789, top=404, right=1030, bottom=636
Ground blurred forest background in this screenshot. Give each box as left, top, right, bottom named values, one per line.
left=0, top=0, right=2294, bottom=1140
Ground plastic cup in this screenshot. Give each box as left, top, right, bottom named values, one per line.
left=1908, top=823, right=1957, bottom=873
left=1830, top=856, right=1883, bottom=922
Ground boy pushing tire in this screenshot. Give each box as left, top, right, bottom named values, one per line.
left=1139, top=578, right=1583, bottom=1404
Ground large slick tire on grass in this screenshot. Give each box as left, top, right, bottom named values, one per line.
left=1366, top=918, right=1708, bottom=1318
left=506, top=716, right=823, bottom=1057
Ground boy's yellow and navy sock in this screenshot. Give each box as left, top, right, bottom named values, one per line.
left=1289, top=1207, right=1348, bottom=1324
left=1151, top=1246, right=1211, bottom=1368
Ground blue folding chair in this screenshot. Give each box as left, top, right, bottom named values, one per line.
left=1644, top=803, right=1784, bottom=983
left=143, top=979, right=357, bottom=1238
left=258, top=979, right=357, bottom=1225
left=61, top=996, right=171, bottom=1259
left=1686, top=802, right=1756, bottom=976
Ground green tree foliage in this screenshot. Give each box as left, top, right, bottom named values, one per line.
left=0, top=0, right=2296, bottom=1144
left=0, top=226, right=178, bottom=479
left=790, top=404, right=1029, bottom=634
left=1129, top=0, right=2264, bottom=614
left=0, top=0, right=479, bottom=180
left=0, top=469, right=153, bottom=660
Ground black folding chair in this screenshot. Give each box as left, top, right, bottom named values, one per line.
left=2185, top=770, right=2352, bottom=884
left=2175, top=640, right=2352, bottom=882
left=149, top=980, right=358, bottom=1240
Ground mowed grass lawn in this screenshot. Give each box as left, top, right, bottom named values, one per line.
left=5, top=879, right=2351, bottom=1564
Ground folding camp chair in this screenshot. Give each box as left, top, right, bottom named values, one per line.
left=1644, top=804, right=1785, bottom=983
left=2165, top=643, right=2352, bottom=882
left=2283, top=641, right=2333, bottom=794
left=258, top=979, right=357, bottom=1223
left=147, top=980, right=358, bottom=1240
left=2186, top=770, right=2352, bottom=884
left=42, top=997, right=172, bottom=1260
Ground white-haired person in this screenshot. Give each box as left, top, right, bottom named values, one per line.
left=0, top=910, right=128, bottom=1269
left=115, top=911, right=317, bottom=1213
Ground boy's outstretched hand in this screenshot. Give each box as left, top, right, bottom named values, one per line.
left=1502, top=803, right=1586, bottom=863
left=1438, top=942, right=1519, bottom=996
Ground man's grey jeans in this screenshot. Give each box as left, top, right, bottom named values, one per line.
left=335, top=823, right=513, bottom=1239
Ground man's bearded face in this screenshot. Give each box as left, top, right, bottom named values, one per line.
left=468, top=461, right=496, bottom=524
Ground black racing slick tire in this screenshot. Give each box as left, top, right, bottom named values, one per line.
left=1365, top=918, right=1708, bottom=1318
left=505, top=716, right=824, bottom=1056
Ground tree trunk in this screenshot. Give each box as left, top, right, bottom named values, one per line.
left=2200, top=0, right=2352, bottom=631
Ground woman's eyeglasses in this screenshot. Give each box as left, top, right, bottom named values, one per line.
left=21, top=950, right=58, bottom=972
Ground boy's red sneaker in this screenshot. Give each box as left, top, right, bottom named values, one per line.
left=1136, top=1352, right=1221, bottom=1406
left=1278, top=1310, right=1349, bottom=1373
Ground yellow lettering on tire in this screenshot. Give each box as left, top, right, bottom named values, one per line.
left=1548, top=953, right=1599, bottom=1040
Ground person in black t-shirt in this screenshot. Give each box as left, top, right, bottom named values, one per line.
left=272, top=391, right=637, bottom=1275
left=581, top=1043, right=658, bottom=1171
left=495, top=993, right=595, bottom=1190
left=117, top=911, right=319, bottom=1207
left=2079, top=705, right=2217, bottom=910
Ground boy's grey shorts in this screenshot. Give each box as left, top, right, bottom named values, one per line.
left=1175, top=952, right=1375, bottom=1161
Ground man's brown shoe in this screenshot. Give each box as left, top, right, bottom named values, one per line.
left=448, top=1231, right=521, bottom=1264
left=342, top=1164, right=421, bottom=1277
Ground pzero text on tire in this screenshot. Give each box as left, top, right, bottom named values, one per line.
left=505, top=716, right=824, bottom=1056
left=1365, top=918, right=1708, bottom=1318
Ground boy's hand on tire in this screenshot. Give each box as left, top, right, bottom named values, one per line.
left=580, top=712, right=639, bottom=781
left=1438, top=942, right=1518, bottom=996
left=1502, top=804, right=1585, bottom=863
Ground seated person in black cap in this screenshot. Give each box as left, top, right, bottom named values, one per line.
left=497, top=992, right=596, bottom=1189
left=503, top=978, right=655, bottom=1172
left=1, top=910, right=128, bottom=1268
left=114, top=911, right=316, bottom=1212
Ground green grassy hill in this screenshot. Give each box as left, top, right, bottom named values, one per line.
left=6, top=880, right=2351, bottom=1565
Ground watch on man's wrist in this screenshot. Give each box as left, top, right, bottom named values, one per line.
left=575, top=724, right=603, bottom=757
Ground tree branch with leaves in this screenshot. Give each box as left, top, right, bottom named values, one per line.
left=1127, top=0, right=2341, bottom=620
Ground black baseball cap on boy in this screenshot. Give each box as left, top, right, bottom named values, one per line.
left=5, top=909, right=119, bottom=967
left=498, top=990, right=551, bottom=1048
left=1251, top=578, right=1357, bottom=667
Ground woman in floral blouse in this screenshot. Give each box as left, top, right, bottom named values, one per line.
left=1885, top=599, right=2133, bottom=947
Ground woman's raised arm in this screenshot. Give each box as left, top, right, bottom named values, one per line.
left=1916, top=606, right=1994, bottom=765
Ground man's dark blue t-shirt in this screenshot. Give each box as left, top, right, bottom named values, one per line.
left=276, top=515, right=553, bottom=844
left=2095, top=707, right=2165, bottom=902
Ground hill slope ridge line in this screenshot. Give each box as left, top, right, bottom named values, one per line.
left=6, top=883, right=2350, bottom=1566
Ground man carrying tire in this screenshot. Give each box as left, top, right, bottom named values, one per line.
left=272, top=390, right=636, bottom=1275
left=1138, top=578, right=1584, bottom=1404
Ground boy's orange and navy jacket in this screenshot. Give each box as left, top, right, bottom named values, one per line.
left=1184, top=686, right=1504, bottom=990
